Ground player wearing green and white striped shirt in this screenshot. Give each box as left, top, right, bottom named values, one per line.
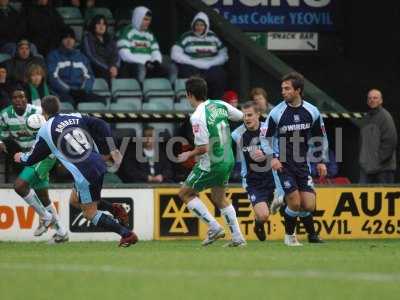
left=0, top=88, right=67, bottom=243
left=178, top=77, right=246, bottom=247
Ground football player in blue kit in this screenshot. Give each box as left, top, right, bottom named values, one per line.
left=232, top=101, right=283, bottom=241
left=262, top=72, right=327, bottom=246
left=14, top=96, right=138, bottom=247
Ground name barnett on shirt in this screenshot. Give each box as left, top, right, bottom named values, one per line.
left=280, top=122, right=311, bottom=134
left=55, top=118, right=80, bottom=133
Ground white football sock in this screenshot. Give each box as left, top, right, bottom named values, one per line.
left=46, top=204, right=66, bottom=236
left=23, top=190, right=52, bottom=221
left=220, top=205, right=244, bottom=241
left=187, top=197, right=220, bottom=230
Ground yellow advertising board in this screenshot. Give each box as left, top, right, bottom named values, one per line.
left=154, top=187, right=400, bottom=240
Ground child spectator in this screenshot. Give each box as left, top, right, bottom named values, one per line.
left=24, top=63, right=49, bottom=107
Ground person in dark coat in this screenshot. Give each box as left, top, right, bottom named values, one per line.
left=0, top=62, right=13, bottom=109
left=359, top=89, right=398, bottom=183
left=4, top=39, right=46, bottom=83
left=21, top=0, right=66, bottom=56
left=82, top=14, right=120, bottom=83
left=121, top=127, right=174, bottom=183
left=0, top=0, right=25, bottom=54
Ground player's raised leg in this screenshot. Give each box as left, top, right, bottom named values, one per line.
left=77, top=176, right=138, bottom=247
left=300, top=191, right=324, bottom=243
left=70, top=188, right=129, bottom=227
left=179, top=184, right=224, bottom=246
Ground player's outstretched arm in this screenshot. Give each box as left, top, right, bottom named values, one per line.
left=15, top=137, right=52, bottom=166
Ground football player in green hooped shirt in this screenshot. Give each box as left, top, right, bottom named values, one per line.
left=0, top=87, right=68, bottom=243
left=178, top=77, right=246, bottom=247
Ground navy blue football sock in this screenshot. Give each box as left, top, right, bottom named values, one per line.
left=284, top=206, right=299, bottom=235
left=97, top=200, right=113, bottom=212
left=299, top=211, right=316, bottom=236
left=92, top=211, right=130, bottom=238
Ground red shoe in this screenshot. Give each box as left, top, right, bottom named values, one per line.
left=112, top=203, right=129, bottom=227
left=119, top=232, right=138, bottom=247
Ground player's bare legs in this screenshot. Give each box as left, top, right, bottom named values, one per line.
left=80, top=200, right=138, bottom=247
left=70, top=189, right=129, bottom=226
left=34, top=188, right=68, bottom=243
left=300, top=191, right=323, bottom=243
left=14, top=178, right=58, bottom=236
left=253, top=202, right=269, bottom=241
left=179, top=185, right=224, bottom=245
left=211, top=186, right=246, bottom=247
left=283, top=190, right=302, bottom=246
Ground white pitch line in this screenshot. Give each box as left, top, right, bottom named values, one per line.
left=0, top=263, right=399, bottom=283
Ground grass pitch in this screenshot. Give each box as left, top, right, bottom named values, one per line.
left=1, top=240, right=399, bottom=300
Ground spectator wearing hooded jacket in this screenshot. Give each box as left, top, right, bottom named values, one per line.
left=171, top=12, right=228, bottom=99
left=117, top=6, right=170, bottom=83
left=82, top=14, right=120, bottom=84
left=4, top=39, right=45, bottom=83
left=47, top=27, right=102, bottom=107
left=21, top=0, right=65, bottom=57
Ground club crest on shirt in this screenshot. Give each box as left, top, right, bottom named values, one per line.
left=192, top=124, right=200, bottom=133
left=284, top=180, right=291, bottom=188
left=294, top=114, right=300, bottom=123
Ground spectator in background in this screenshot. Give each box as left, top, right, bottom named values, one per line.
left=171, top=12, right=228, bottom=99
left=222, top=90, right=241, bottom=130
left=222, top=90, right=239, bottom=108
left=359, top=89, right=397, bottom=183
left=310, top=149, right=338, bottom=181
left=22, top=0, right=65, bottom=56
left=82, top=14, right=120, bottom=84
left=250, top=87, right=274, bottom=121
left=0, top=62, right=12, bottom=109
left=130, top=127, right=173, bottom=183
left=47, top=27, right=101, bottom=107
left=117, top=6, right=171, bottom=83
left=5, top=39, right=45, bottom=83
left=0, top=0, right=25, bottom=55
left=24, top=64, right=49, bottom=107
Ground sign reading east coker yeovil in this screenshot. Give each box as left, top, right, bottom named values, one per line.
left=202, top=0, right=335, bottom=31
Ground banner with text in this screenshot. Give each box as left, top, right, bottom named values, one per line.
left=202, top=0, right=335, bottom=31
left=0, top=189, right=154, bottom=241
left=154, top=187, right=400, bottom=240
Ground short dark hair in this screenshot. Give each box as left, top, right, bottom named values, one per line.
left=241, top=101, right=259, bottom=113
left=41, top=95, right=60, bottom=117
left=185, top=76, right=207, bottom=101
left=282, top=72, right=304, bottom=94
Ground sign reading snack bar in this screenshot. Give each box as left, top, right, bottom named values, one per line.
left=154, top=187, right=400, bottom=240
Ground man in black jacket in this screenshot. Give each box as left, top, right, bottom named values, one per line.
left=120, top=127, right=174, bottom=183
left=359, top=89, right=398, bottom=183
